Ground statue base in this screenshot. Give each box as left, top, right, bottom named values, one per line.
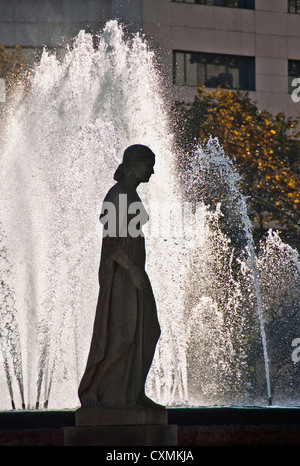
left=64, top=407, right=177, bottom=446
left=75, top=406, right=168, bottom=426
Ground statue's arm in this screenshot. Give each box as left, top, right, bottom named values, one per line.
left=104, top=237, right=146, bottom=291
left=104, top=237, right=135, bottom=270
left=100, top=189, right=146, bottom=290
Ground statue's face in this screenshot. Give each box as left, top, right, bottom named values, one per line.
left=132, top=157, right=155, bottom=183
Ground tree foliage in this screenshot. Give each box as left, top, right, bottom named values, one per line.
left=176, top=86, right=300, bottom=241
left=0, top=44, right=27, bottom=95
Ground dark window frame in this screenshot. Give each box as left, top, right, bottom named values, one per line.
left=171, top=0, right=255, bottom=9
left=288, top=59, right=300, bottom=93
left=173, top=50, right=256, bottom=91
left=288, top=0, right=300, bottom=13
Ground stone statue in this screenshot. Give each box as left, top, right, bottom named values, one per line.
left=78, top=144, right=161, bottom=409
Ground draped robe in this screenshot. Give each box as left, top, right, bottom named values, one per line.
left=78, top=182, right=160, bottom=407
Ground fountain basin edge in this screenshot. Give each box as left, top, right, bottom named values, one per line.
left=0, top=407, right=300, bottom=446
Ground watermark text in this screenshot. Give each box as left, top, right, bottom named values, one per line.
left=291, top=78, right=300, bottom=103
left=0, top=78, right=5, bottom=102
left=291, top=338, right=300, bottom=363
left=100, top=194, right=206, bottom=242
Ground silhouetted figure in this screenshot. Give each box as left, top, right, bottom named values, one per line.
left=78, top=144, right=161, bottom=408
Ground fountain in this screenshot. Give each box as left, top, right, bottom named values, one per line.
left=0, top=20, right=300, bottom=415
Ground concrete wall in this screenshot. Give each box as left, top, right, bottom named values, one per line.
left=0, top=0, right=142, bottom=47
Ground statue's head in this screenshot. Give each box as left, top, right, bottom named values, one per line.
left=114, top=144, right=155, bottom=183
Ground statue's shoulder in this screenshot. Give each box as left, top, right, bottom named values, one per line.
left=103, top=183, right=124, bottom=204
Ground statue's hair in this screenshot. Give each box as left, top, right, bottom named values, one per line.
left=114, top=144, right=155, bottom=181
left=113, top=164, right=125, bottom=181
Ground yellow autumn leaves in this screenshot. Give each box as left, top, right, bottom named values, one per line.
left=179, top=86, right=300, bottom=234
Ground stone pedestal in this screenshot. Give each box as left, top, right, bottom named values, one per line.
left=64, top=407, right=177, bottom=446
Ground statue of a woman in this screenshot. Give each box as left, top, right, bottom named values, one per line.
left=78, top=144, right=161, bottom=409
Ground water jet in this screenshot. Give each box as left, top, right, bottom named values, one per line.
left=0, top=21, right=299, bottom=417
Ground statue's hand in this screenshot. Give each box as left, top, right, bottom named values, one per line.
left=129, top=264, right=146, bottom=291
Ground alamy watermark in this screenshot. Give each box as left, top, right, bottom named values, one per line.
left=291, top=78, right=300, bottom=103
left=291, top=338, right=300, bottom=363
left=0, top=78, right=5, bottom=103
left=100, top=194, right=206, bottom=242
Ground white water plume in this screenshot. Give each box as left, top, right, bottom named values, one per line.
left=0, top=20, right=299, bottom=410
left=0, top=21, right=187, bottom=409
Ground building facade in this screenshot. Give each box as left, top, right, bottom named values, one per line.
left=143, top=0, right=300, bottom=117
left=0, top=0, right=300, bottom=117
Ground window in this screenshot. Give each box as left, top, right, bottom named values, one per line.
left=288, top=0, right=300, bottom=13
left=172, top=0, right=255, bottom=8
left=173, top=51, right=255, bottom=91
left=288, top=60, right=300, bottom=93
